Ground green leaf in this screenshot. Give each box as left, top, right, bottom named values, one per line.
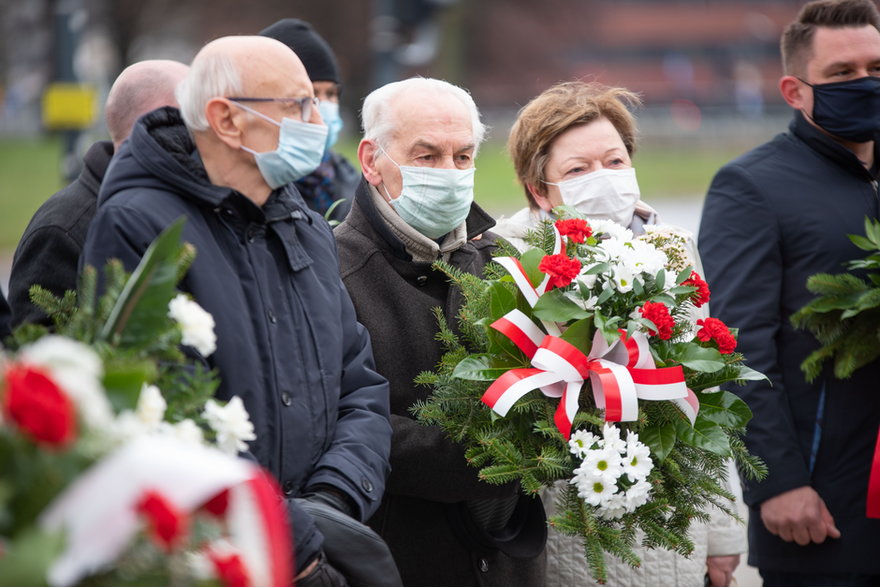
left=99, top=218, right=186, bottom=347
left=849, top=233, right=877, bottom=252
left=583, top=262, right=610, bottom=276
left=533, top=288, right=591, bottom=322
left=732, top=364, right=768, bottom=382
left=488, top=281, right=517, bottom=322
left=674, top=418, right=731, bottom=456
left=640, top=423, right=677, bottom=462
left=561, top=317, right=594, bottom=355
left=674, top=344, right=726, bottom=373
left=102, top=360, right=158, bottom=412
left=0, top=526, right=65, bottom=585
left=696, top=390, right=752, bottom=428
left=519, top=248, right=547, bottom=290
left=452, top=355, right=522, bottom=381
left=655, top=268, right=666, bottom=290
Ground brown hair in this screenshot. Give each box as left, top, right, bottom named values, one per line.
left=507, top=81, right=641, bottom=209
left=781, top=0, right=880, bottom=77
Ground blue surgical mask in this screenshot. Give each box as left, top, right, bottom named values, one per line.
left=801, top=76, right=880, bottom=142
left=318, top=101, right=343, bottom=150
left=380, top=150, right=475, bottom=239
left=234, top=101, right=328, bottom=189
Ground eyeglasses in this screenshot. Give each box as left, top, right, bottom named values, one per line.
left=226, top=96, right=319, bottom=122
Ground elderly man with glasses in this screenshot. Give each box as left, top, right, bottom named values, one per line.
left=81, top=36, right=393, bottom=586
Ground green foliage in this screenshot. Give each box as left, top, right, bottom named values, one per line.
left=792, top=217, right=880, bottom=380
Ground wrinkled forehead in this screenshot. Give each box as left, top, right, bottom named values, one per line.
left=387, top=90, right=473, bottom=148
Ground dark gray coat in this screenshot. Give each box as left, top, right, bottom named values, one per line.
left=699, top=111, right=880, bottom=574
left=9, top=140, right=112, bottom=326
left=335, top=180, right=546, bottom=586
left=81, top=108, right=392, bottom=574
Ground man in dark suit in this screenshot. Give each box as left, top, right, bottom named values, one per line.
left=699, top=1, right=880, bottom=584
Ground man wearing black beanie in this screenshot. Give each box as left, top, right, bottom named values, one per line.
left=260, top=18, right=359, bottom=224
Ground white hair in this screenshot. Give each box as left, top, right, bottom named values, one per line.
left=175, top=51, right=243, bottom=132
left=361, top=77, right=487, bottom=157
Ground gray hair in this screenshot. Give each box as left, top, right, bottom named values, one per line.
left=361, top=77, right=487, bottom=157
left=176, top=52, right=243, bottom=132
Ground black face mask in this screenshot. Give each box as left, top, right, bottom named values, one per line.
left=800, top=75, right=880, bottom=142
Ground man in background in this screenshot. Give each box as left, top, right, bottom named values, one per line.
left=260, top=18, right=359, bottom=223
left=699, top=0, right=880, bottom=584
left=8, top=59, right=189, bottom=326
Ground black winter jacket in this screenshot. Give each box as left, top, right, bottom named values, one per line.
left=335, top=180, right=547, bottom=586
left=10, top=140, right=113, bottom=326
left=81, top=108, right=392, bottom=574
left=699, top=111, right=880, bottom=574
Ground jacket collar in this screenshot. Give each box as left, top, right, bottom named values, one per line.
left=80, top=140, right=114, bottom=197
left=349, top=177, right=496, bottom=262
left=790, top=110, right=880, bottom=180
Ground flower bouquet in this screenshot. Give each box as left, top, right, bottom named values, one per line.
left=0, top=219, right=291, bottom=586
left=413, top=212, right=766, bottom=580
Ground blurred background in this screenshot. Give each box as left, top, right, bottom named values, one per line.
left=0, top=1, right=806, bottom=582
left=0, top=0, right=804, bottom=260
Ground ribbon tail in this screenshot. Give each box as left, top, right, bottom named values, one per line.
left=553, top=380, right=583, bottom=439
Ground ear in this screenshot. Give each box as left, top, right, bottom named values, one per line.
left=527, top=183, right=554, bottom=213
left=205, top=97, right=243, bottom=148
left=779, top=75, right=806, bottom=110
left=358, top=139, right=383, bottom=186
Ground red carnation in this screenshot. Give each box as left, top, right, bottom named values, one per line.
left=3, top=364, right=76, bottom=447
left=135, top=489, right=189, bottom=551
left=555, top=218, right=593, bottom=244
left=202, top=488, right=230, bottom=517
left=682, top=271, right=711, bottom=307
left=696, top=317, right=737, bottom=354
left=209, top=551, right=251, bottom=587
left=639, top=301, right=675, bottom=340
left=538, top=253, right=582, bottom=290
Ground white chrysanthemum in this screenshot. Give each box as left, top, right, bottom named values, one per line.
left=626, top=239, right=668, bottom=277
left=610, top=263, right=635, bottom=293
left=569, top=429, right=599, bottom=458
left=19, top=335, right=112, bottom=428
left=601, top=423, right=627, bottom=455
left=596, top=493, right=628, bottom=520
left=573, top=472, right=618, bottom=506
left=623, top=434, right=653, bottom=481
left=591, top=219, right=633, bottom=241
left=203, top=396, right=256, bottom=455
left=136, top=384, right=167, bottom=429
left=580, top=446, right=624, bottom=483
left=624, top=478, right=653, bottom=512
left=168, top=294, right=217, bottom=357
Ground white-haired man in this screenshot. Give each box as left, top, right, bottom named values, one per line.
left=9, top=59, right=188, bottom=326
left=334, top=77, right=547, bottom=585
left=81, top=36, right=393, bottom=585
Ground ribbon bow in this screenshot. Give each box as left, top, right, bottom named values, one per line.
left=482, top=311, right=696, bottom=438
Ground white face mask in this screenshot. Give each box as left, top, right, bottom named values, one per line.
left=545, top=167, right=640, bottom=227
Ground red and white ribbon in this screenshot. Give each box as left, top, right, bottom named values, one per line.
left=483, top=316, right=696, bottom=438
left=40, top=436, right=291, bottom=587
